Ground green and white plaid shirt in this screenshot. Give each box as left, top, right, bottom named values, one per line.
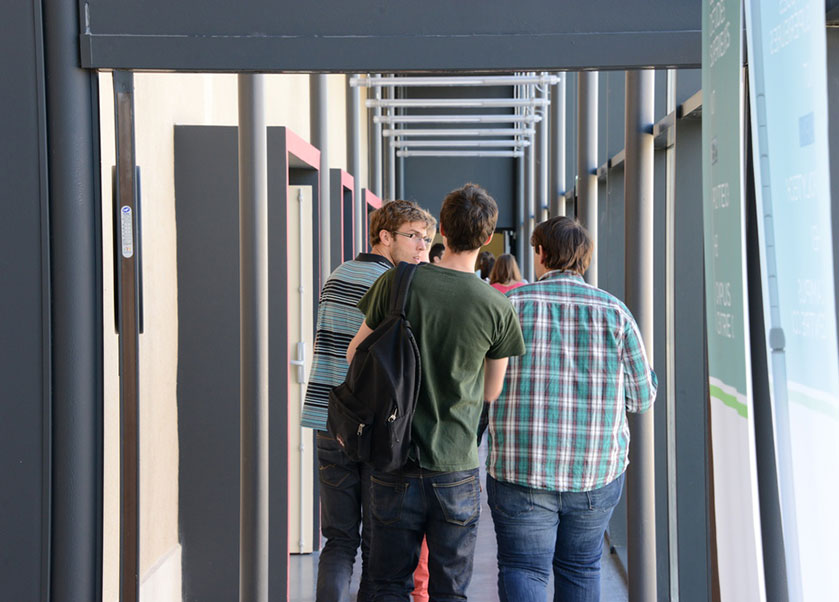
left=487, top=270, right=657, bottom=492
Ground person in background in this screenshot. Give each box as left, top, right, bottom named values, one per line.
left=486, top=216, right=657, bottom=602
left=428, top=242, right=445, bottom=264
left=476, top=252, right=524, bottom=444
left=477, top=250, right=495, bottom=281
left=412, top=210, right=437, bottom=602
left=418, top=217, right=438, bottom=264
left=489, top=254, right=526, bottom=294
left=301, top=200, right=435, bottom=602
left=476, top=251, right=526, bottom=445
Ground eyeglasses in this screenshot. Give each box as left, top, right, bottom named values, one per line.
left=391, top=231, right=433, bottom=245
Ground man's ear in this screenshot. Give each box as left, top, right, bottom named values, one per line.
left=379, top=229, right=393, bottom=246
left=482, top=233, right=493, bottom=246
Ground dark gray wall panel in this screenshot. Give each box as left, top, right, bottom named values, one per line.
left=565, top=72, right=579, bottom=202
left=330, top=169, right=354, bottom=265
left=176, top=125, right=318, bottom=600
left=598, top=72, right=610, bottom=168
left=81, top=1, right=700, bottom=70
left=653, top=148, right=671, bottom=600
left=597, top=71, right=629, bottom=166
left=655, top=69, right=669, bottom=123
left=0, top=1, right=49, bottom=599
left=329, top=170, right=344, bottom=269
left=600, top=164, right=627, bottom=568
left=676, top=70, right=702, bottom=107
left=672, top=118, right=712, bottom=601
left=343, top=188, right=354, bottom=260
left=604, top=72, right=627, bottom=161
left=267, top=129, right=292, bottom=601
left=599, top=167, right=625, bottom=301
left=44, top=0, right=104, bottom=596
left=175, top=126, right=241, bottom=602
left=402, top=157, right=516, bottom=229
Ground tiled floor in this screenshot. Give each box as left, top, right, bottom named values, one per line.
left=290, top=444, right=628, bottom=601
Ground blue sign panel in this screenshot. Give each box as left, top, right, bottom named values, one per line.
left=745, top=1, right=839, bottom=598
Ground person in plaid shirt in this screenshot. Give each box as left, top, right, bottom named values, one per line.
left=486, top=216, right=657, bottom=602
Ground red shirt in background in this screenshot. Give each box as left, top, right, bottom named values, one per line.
left=491, top=282, right=526, bottom=294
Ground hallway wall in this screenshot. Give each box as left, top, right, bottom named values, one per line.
left=97, top=72, right=362, bottom=602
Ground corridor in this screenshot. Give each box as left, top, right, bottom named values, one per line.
left=289, top=444, right=629, bottom=601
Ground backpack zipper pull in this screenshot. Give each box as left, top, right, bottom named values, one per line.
left=357, top=423, right=365, bottom=436
left=387, top=408, right=397, bottom=423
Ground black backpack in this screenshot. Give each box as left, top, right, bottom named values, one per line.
left=327, top=262, right=421, bottom=472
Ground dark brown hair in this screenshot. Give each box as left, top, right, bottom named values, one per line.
left=476, top=251, right=495, bottom=280
left=530, top=216, right=592, bottom=275
left=369, top=200, right=433, bottom=246
left=439, top=183, right=498, bottom=253
left=489, top=254, right=522, bottom=284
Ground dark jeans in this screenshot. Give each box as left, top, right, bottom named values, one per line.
left=316, top=431, right=373, bottom=602
left=368, top=465, right=481, bottom=601
left=487, top=473, right=624, bottom=602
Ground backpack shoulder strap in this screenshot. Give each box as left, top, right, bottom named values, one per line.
left=389, top=262, right=419, bottom=317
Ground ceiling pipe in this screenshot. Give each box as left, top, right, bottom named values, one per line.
left=396, top=150, right=524, bottom=158
left=391, top=139, right=529, bottom=148
left=367, top=98, right=549, bottom=108
left=374, top=114, right=541, bottom=124
left=383, top=128, right=534, bottom=137
left=351, top=74, right=561, bottom=87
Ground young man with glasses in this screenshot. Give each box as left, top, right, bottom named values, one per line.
left=486, top=216, right=657, bottom=601
left=348, top=183, right=526, bottom=600
left=302, top=199, right=435, bottom=602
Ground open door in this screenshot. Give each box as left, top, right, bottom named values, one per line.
left=287, top=184, right=316, bottom=555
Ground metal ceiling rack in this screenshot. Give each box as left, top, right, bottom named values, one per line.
left=351, top=72, right=561, bottom=282
left=351, top=72, right=556, bottom=189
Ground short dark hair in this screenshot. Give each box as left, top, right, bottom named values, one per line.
left=489, top=254, right=522, bottom=284
left=429, top=243, right=445, bottom=262
left=369, top=200, right=431, bottom=247
left=531, top=216, right=593, bottom=275
left=439, top=183, right=498, bottom=253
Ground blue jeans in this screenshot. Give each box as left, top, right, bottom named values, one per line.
left=487, top=473, right=624, bottom=602
left=368, top=465, right=481, bottom=601
left=316, top=431, right=374, bottom=602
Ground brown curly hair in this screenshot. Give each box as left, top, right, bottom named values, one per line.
left=531, top=217, right=592, bottom=275
left=369, top=200, right=434, bottom=247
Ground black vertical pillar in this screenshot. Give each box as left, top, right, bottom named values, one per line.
left=1, top=1, right=50, bottom=599
left=43, top=0, right=103, bottom=600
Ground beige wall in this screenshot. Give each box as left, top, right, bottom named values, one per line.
left=100, top=72, right=362, bottom=601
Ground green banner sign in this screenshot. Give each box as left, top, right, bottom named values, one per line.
left=702, top=0, right=766, bottom=599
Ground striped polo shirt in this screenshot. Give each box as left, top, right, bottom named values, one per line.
left=301, top=253, right=393, bottom=431
left=487, top=270, right=657, bottom=492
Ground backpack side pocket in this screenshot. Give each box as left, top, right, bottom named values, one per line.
left=327, top=384, right=374, bottom=463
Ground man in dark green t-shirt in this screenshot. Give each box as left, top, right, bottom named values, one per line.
left=347, top=183, right=525, bottom=600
